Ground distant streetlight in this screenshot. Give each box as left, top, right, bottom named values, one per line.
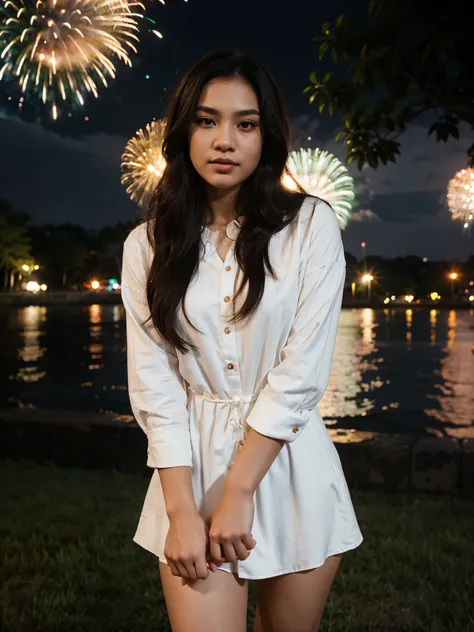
left=26, top=281, right=40, bottom=292
left=91, top=280, right=100, bottom=290
left=362, top=273, right=373, bottom=300
left=449, top=271, right=458, bottom=297
left=22, top=264, right=30, bottom=272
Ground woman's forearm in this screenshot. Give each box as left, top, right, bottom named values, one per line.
left=158, top=466, right=199, bottom=519
left=224, top=427, right=284, bottom=495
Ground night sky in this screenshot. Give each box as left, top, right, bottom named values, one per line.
left=1, top=0, right=473, bottom=261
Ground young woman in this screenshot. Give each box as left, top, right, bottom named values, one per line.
left=121, top=50, right=363, bottom=632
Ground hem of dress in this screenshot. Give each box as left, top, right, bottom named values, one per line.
left=133, top=531, right=364, bottom=581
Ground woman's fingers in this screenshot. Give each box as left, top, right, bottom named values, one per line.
left=194, top=555, right=210, bottom=580
left=222, top=542, right=238, bottom=563
left=209, top=539, right=224, bottom=564
left=242, top=533, right=256, bottom=551
left=175, top=560, right=190, bottom=580
left=168, top=560, right=180, bottom=577
left=233, top=540, right=250, bottom=561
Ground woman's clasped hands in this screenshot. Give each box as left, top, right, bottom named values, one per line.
left=163, top=487, right=256, bottom=582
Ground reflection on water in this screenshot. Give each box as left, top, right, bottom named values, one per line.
left=15, top=306, right=48, bottom=382
left=1, top=303, right=130, bottom=417
left=0, top=305, right=473, bottom=437
left=423, top=310, right=473, bottom=434
left=318, top=307, right=474, bottom=438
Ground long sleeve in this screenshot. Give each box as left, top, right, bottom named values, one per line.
left=246, top=200, right=346, bottom=443
left=121, top=228, right=192, bottom=469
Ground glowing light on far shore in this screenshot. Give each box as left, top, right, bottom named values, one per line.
left=26, top=281, right=40, bottom=292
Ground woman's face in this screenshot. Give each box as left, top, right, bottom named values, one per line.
left=189, top=77, right=263, bottom=193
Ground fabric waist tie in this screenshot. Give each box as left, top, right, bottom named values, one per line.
left=188, top=388, right=259, bottom=465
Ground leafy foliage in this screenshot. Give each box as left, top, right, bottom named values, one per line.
left=306, top=0, right=474, bottom=169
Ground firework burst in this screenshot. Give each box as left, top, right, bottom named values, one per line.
left=283, top=148, right=355, bottom=228
left=0, top=0, right=144, bottom=118
left=121, top=118, right=166, bottom=208
left=447, top=167, right=474, bottom=233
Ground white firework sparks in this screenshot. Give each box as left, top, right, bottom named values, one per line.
left=283, top=148, right=355, bottom=228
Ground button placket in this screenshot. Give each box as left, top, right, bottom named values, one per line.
left=220, top=253, right=240, bottom=390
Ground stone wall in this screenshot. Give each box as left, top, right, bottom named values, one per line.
left=1, top=408, right=473, bottom=496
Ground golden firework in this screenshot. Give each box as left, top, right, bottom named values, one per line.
left=447, top=167, right=474, bottom=232
left=0, top=0, right=144, bottom=118
left=121, top=118, right=166, bottom=208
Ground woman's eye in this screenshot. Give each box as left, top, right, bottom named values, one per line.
left=239, top=120, right=258, bottom=130
left=198, top=117, right=214, bottom=126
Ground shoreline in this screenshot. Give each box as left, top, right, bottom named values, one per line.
left=1, top=406, right=472, bottom=496
left=0, top=290, right=472, bottom=309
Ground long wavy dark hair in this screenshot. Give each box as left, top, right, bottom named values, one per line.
left=146, top=50, right=308, bottom=353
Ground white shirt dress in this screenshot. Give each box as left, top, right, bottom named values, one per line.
left=121, top=196, right=363, bottom=580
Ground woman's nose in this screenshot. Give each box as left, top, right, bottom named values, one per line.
left=213, top=124, right=236, bottom=152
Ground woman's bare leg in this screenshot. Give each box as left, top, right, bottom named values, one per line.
left=160, top=562, right=248, bottom=632
left=253, top=554, right=342, bottom=632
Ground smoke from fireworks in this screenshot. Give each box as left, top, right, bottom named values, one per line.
left=0, top=0, right=144, bottom=118
left=447, top=167, right=474, bottom=233
left=121, top=118, right=166, bottom=208
left=283, top=148, right=355, bottom=228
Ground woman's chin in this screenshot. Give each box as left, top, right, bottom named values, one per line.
left=203, top=174, right=243, bottom=191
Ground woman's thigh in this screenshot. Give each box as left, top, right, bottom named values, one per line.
left=253, top=554, right=342, bottom=632
left=159, top=562, right=248, bottom=632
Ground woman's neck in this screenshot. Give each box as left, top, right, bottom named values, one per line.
left=205, top=186, right=240, bottom=227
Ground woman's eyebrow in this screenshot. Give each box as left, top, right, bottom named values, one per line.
left=196, top=105, right=260, bottom=117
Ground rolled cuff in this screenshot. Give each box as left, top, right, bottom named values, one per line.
left=146, top=425, right=193, bottom=469
left=246, top=393, right=311, bottom=443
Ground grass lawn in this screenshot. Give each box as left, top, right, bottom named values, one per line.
left=1, top=459, right=473, bottom=632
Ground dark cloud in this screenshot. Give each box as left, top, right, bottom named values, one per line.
left=370, top=190, right=443, bottom=224
left=413, top=154, right=430, bottom=163
left=344, top=208, right=472, bottom=261
left=350, top=209, right=381, bottom=222
left=0, top=116, right=140, bottom=228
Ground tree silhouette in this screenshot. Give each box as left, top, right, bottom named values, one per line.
left=0, top=199, right=33, bottom=290
left=306, top=0, right=474, bottom=169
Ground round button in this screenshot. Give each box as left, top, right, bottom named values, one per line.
left=227, top=362, right=234, bottom=370
left=239, top=439, right=244, bottom=446
left=225, top=266, right=232, bottom=272
left=224, top=296, right=231, bottom=303
left=292, top=427, right=299, bottom=433
left=224, top=327, right=232, bottom=335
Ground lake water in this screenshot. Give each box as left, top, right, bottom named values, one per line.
left=1, top=305, right=473, bottom=438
